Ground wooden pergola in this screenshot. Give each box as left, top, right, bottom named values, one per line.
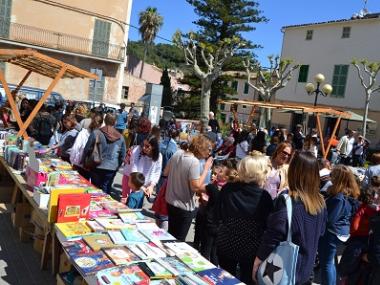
left=0, top=49, right=98, bottom=139
left=220, top=99, right=352, bottom=159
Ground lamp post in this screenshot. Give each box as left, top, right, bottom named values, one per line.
left=305, top=73, right=333, bottom=132
left=305, top=73, right=333, bottom=106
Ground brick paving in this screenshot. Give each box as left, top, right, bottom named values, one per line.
left=0, top=206, right=55, bottom=285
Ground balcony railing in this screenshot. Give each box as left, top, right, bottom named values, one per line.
left=0, top=21, right=125, bottom=61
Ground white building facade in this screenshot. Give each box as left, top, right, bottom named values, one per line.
left=273, top=13, right=380, bottom=141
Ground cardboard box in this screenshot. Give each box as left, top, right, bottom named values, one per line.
left=59, top=252, right=72, bottom=273
left=19, top=224, right=34, bottom=242
left=0, top=185, right=14, bottom=203
left=13, top=202, right=32, bottom=228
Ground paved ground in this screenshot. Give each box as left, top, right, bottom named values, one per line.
left=0, top=205, right=56, bottom=285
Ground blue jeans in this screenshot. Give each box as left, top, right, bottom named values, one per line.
left=319, top=231, right=341, bottom=285
left=91, top=168, right=117, bottom=194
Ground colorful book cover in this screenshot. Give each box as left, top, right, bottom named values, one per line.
left=137, top=261, right=174, bottom=279
left=120, top=227, right=149, bottom=243
left=160, top=256, right=193, bottom=275
left=176, top=274, right=210, bottom=285
left=48, top=187, right=85, bottom=222
left=103, top=247, right=140, bottom=265
left=119, top=212, right=151, bottom=224
left=197, top=268, right=244, bottom=285
left=62, top=239, right=92, bottom=257
left=177, top=252, right=216, bottom=273
left=86, top=220, right=105, bottom=232
left=96, top=264, right=150, bottom=285
left=56, top=193, right=91, bottom=223
left=150, top=280, right=177, bottom=285
left=139, top=228, right=176, bottom=241
left=72, top=251, right=114, bottom=276
left=83, top=234, right=114, bottom=251
left=102, top=200, right=129, bottom=213
left=108, top=230, right=129, bottom=245
left=55, top=221, right=92, bottom=240
left=96, top=218, right=130, bottom=230
left=89, top=201, right=115, bottom=219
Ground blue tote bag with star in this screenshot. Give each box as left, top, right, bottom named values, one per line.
left=257, top=194, right=299, bottom=285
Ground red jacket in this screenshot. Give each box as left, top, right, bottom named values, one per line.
left=350, top=204, right=380, bottom=237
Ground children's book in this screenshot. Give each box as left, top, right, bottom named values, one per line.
left=55, top=221, right=92, bottom=241
left=96, top=264, right=150, bottom=285
left=176, top=274, right=210, bottom=285
left=136, top=242, right=167, bottom=259
left=89, top=201, right=115, bottom=219
left=125, top=243, right=150, bottom=260
left=177, top=252, right=216, bottom=273
left=119, top=212, right=151, bottom=224
left=102, top=200, right=129, bottom=213
left=164, top=242, right=199, bottom=256
left=197, top=268, right=244, bottom=285
left=108, top=230, right=129, bottom=245
left=56, top=193, right=91, bottom=223
left=103, top=247, right=140, bottom=265
left=160, top=256, right=193, bottom=275
left=137, top=260, right=175, bottom=280
left=83, top=234, right=114, bottom=251
left=96, top=218, right=130, bottom=230
left=86, top=220, right=105, bottom=232
left=72, top=251, right=114, bottom=276
left=120, top=227, right=149, bottom=243
left=61, top=239, right=92, bottom=257
left=48, top=187, right=84, bottom=222
left=139, top=227, right=176, bottom=241
left=149, top=280, right=177, bottom=285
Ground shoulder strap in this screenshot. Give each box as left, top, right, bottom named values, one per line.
left=283, top=194, right=293, bottom=242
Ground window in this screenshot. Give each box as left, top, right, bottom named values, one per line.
left=242, top=105, right=247, bottom=109
left=342, top=26, right=351, bottom=38
left=331, top=65, right=349, bottom=98
left=92, top=19, right=111, bottom=57
left=0, top=0, right=12, bottom=38
left=298, top=65, right=309, bottom=83
left=232, top=80, right=238, bottom=92
left=244, top=82, right=249, bottom=94
left=122, top=86, right=129, bottom=99
left=306, top=30, right=313, bottom=40
left=220, top=103, right=225, bottom=111
left=88, top=68, right=105, bottom=101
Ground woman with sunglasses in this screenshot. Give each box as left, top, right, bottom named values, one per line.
left=265, top=142, right=292, bottom=199
left=122, top=134, right=162, bottom=204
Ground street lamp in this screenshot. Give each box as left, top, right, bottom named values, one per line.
left=305, top=73, right=333, bottom=106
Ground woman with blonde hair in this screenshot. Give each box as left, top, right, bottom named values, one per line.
left=253, top=151, right=327, bottom=285
left=318, top=165, right=359, bottom=285
left=217, top=154, right=273, bottom=285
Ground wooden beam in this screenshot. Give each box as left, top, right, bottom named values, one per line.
left=11, top=70, right=32, bottom=97
left=0, top=70, right=28, bottom=139
left=17, top=65, right=67, bottom=137
left=324, top=116, right=342, bottom=159
left=316, top=114, right=326, bottom=158
left=247, top=105, right=257, bottom=127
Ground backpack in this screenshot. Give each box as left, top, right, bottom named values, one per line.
left=83, top=131, right=102, bottom=170
left=36, top=114, right=54, bottom=144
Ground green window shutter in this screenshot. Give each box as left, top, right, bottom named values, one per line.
left=220, top=103, right=225, bottom=111
left=331, top=65, right=349, bottom=98
left=306, top=30, right=313, bottom=40
left=0, top=0, right=12, bottom=38
left=244, top=82, right=249, bottom=94
left=92, top=19, right=111, bottom=57
left=89, top=68, right=105, bottom=102
left=342, top=27, right=351, bottom=38
left=232, top=81, right=238, bottom=92
left=298, top=65, right=309, bottom=83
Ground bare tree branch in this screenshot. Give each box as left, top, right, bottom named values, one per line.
left=352, top=63, right=368, bottom=90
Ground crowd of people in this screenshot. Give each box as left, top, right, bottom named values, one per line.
left=4, top=99, right=380, bottom=285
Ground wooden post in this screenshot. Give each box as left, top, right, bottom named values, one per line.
left=316, top=113, right=326, bottom=158
left=0, top=70, right=28, bottom=138
left=324, top=116, right=342, bottom=159
left=18, top=65, right=67, bottom=137
left=247, top=105, right=257, bottom=127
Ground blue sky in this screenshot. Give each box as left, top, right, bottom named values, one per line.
left=128, top=0, right=380, bottom=64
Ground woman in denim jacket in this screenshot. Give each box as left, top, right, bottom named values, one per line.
left=318, top=165, right=360, bottom=285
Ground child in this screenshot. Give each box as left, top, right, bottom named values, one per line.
left=199, top=159, right=238, bottom=265
left=126, top=172, right=145, bottom=209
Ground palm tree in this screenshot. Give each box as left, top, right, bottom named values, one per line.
left=138, top=7, right=163, bottom=78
